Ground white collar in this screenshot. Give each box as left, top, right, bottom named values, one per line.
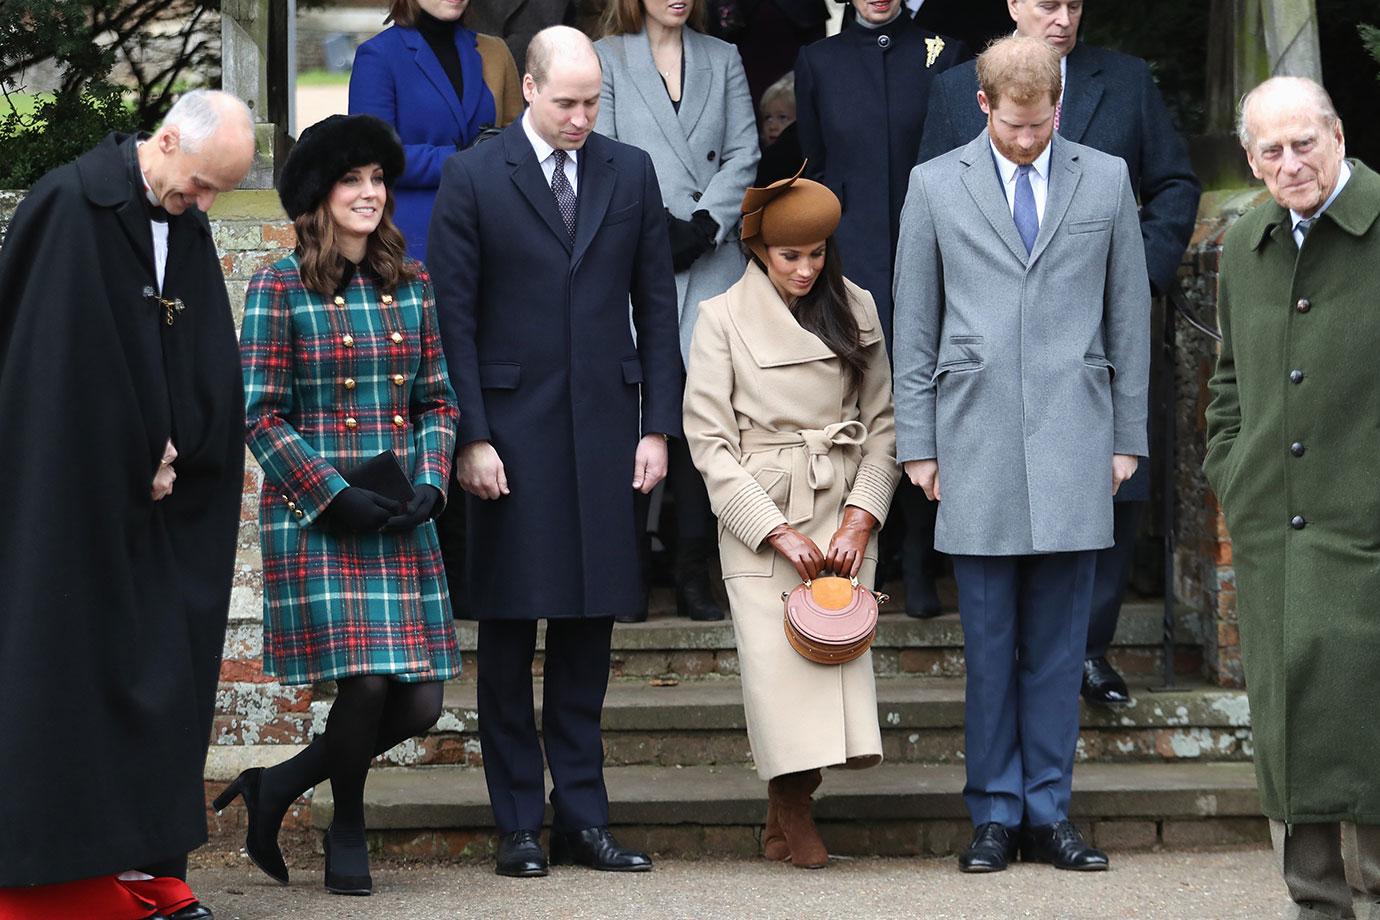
left=1291, top=160, right=1353, bottom=231
left=989, top=137, right=1053, bottom=188
left=521, top=109, right=578, bottom=167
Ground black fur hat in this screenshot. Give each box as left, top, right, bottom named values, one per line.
left=277, top=114, right=406, bottom=220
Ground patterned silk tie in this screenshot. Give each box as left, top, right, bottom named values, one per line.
left=551, top=148, right=577, bottom=241
left=1054, top=99, right=1062, bottom=132
left=1295, top=217, right=1316, bottom=246
left=1013, top=164, right=1039, bottom=256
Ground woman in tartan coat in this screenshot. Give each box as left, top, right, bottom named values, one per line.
left=216, top=115, right=460, bottom=897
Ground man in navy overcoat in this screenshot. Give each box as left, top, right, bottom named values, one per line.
left=917, top=0, right=1201, bottom=705
left=428, top=26, right=681, bottom=877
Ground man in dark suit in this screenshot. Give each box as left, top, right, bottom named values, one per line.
left=428, top=26, right=682, bottom=878
left=464, top=0, right=576, bottom=75
left=795, top=0, right=968, bottom=619
left=918, top=0, right=1201, bottom=704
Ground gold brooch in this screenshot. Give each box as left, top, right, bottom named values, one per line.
left=925, top=36, right=945, bottom=68
left=143, top=286, right=186, bottom=326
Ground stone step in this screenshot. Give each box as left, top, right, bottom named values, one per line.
left=306, top=761, right=1266, bottom=858
left=212, top=676, right=1251, bottom=767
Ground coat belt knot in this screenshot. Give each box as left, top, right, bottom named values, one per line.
left=739, top=421, right=868, bottom=524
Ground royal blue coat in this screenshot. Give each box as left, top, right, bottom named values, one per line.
left=349, top=23, right=500, bottom=263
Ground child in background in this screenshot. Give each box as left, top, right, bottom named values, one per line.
left=759, top=72, right=795, bottom=147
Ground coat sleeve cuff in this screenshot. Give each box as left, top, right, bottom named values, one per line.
left=845, top=461, right=902, bottom=527
left=719, top=481, right=788, bottom=553
left=288, top=468, right=350, bottom=528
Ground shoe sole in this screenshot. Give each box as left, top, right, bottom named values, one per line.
left=957, top=863, right=1008, bottom=873
left=1020, top=855, right=1110, bottom=872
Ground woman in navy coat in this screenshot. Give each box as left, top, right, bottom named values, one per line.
left=349, top=0, right=524, bottom=263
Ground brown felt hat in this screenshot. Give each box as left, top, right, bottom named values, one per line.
left=740, top=162, right=841, bottom=263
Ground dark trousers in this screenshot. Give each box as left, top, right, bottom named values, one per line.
left=477, top=617, right=615, bottom=835
left=952, top=551, right=1096, bottom=828
left=667, top=402, right=713, bottom=543
left=1086, top=501, right=1145, bottom=659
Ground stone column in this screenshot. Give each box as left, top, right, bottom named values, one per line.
left=221, top=0, right=295, bottom=188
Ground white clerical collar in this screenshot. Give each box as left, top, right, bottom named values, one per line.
left=521, top=109, right=578, bottom=169
left=135, top=139, right=160, bottom=208
left=1291, top=160, right=1353, bottom=232
left=990, top=137, right=1053, bottom=188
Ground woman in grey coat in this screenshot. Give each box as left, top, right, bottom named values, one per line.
left=595, top=0, right=759, bottom=621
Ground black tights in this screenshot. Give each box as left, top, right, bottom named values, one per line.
left=259, top=677, right=442, bottom=837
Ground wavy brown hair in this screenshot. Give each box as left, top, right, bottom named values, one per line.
left=600, top=0, right=705, bottom=37
left=751, top=238, right=868, bottom=393
left=294, top=189, right=415, bottom=296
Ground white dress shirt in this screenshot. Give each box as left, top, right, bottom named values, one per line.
left=1291, top=160, right=1352, bottom=248
left=135, top=142, right=169, bottom=292
left=522, top=109, right=579, bottom=195
left=990, top=139, right=1052, bottom=224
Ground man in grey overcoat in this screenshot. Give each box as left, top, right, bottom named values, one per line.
left=1207, top=76, right=1380, bottom=920
left=892, top=36, right=1149, bottom=874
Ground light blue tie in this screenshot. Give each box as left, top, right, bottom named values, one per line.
left=1013, top=164, right=1038, bottom=255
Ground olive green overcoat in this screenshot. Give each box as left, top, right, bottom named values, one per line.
left=1204, top=160, right=1380, bottom=823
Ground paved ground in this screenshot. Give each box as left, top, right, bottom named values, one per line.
left=192, top=849, right=1283, bottom=919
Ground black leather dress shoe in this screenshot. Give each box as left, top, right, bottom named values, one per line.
left=168, top=905, right=214, bottom=920
left=496, top=830, right=549, bottom=878
left=614, top=610, right=648, bottom=624
left=1020, top=821, right=1109, bottom=871
left=958, top=823, right=1017, bottom=873
left=549, top=826, right=652, bottom=872
left=1081, top=656, right=1132, bottom=706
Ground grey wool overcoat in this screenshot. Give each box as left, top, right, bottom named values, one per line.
left=892, top=132, right=1150, bottom=555
left=595, top=28, right=760, bottom=362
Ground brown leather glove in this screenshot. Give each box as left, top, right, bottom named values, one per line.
left=765, top=524, right=826, bottom=582
left=824, top=506, right=878, bottom=578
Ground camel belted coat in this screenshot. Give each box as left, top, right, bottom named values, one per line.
left=684, top=262, right=901, bottom=779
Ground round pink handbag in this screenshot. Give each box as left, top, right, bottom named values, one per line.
left=781, top=576, right=889, bottom=665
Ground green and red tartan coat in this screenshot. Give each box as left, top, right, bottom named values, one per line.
left=242, top=254, right=461, bottom=685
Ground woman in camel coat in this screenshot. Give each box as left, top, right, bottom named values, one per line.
left=683, top=170, right=900, bottom=868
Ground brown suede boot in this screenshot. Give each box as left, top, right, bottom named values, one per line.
left=773, top=769, right=828, bottom=868
left=763, top=781, right=789, bottom=861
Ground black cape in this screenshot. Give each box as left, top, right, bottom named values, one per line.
left=0, top=133, right=244, bottom=886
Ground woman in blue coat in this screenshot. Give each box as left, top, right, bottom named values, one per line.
left=349, top=0, right=524, bottom=262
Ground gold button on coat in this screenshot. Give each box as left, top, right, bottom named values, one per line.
left=342, top=334, right=354, bottom=347
left=393, top=414, right=405, bottom=427
left=381, top=294, right=393, bottom=305
left=333, top=296, right=345, bottom=306
left=294, top=509, right=305, bottom=518
left=344, top=378, right=356, bottom=389
left=393, top=374, right=405, bottom=386
left=390, top=332, right=403, bottom=344
left=345, top=417, right=358, bottom=429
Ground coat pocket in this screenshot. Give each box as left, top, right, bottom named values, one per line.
left=479, top=362, right=521, bottom=390
left=605, top=203, right=640, bottom=226
left=1083, top=352, right=1116, bottom=381
left=1068, top=217, right=1112, bottom=235
left=719, top=466, right=789, bottom=578
left=621, top=356, right=644, bottom=385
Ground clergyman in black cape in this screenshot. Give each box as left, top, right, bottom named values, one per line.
left=0, top=89, right=254, bottom=916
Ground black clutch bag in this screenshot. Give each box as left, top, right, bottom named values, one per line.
left=341, top=450, right=415, bottom=504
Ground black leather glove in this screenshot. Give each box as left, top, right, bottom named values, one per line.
left=667, top=210, right=718, bottom=272
left=322, top=486, right=402, bottom=533
left=382, top=484, right=443, bottom=533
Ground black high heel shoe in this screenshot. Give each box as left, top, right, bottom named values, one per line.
left=323, top=824, right=373, bottom=896
left=212, top=767, right=290, bottom=885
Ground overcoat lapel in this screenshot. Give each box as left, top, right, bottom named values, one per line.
left=401, top=27, right=467, bottom=138
left=114, top=198, right=158, bottom=285
left=959, top=132, right=1030, bottom=266
left=1058, top=43, right=1103, bottom=144
left=727, top=263, right=841, bottom=367
left=677, top=30, right=712, bottom=140
left=1028, top=138, right=1082, bottom=265
left=626, top=30, right=698, bottom=178
left=455, top=28, right=486, bottom=131
left=503, top=123, right=573, bottom=253
left=572, top=139, right=616, bottom=266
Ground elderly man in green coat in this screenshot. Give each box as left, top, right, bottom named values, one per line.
left=1206, top=76, right=1380, bottom=920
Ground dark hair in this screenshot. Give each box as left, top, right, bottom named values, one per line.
left=600, top=0, right=705, bottom=37
left=752, top=238, right=868, bottom=392
left=294, top=186, right=415, bottom=296
left=386, top=0, right=420, bottom=26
